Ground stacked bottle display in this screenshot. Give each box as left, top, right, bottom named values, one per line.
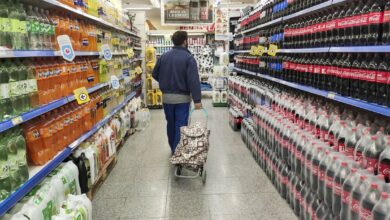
left=239, top=0, right=329, bottom=31
left=230, top=75, right=390, bottom=219
left=235, top=25, right=284, bottom=50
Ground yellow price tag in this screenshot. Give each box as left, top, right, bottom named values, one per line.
left=127, top=48, right=134, bottom=58
left=268, top=44, right=278, bottom=56
left=135, top=66, right=143, bottom=75
left=258, top=46, right=266, bottom=56
left=73, top=87, right=90, bottom=105
left=250, top=46, right=257, bottom=55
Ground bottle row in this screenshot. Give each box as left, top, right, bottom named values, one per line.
left=0, top=56, right=137, bottom=123
left=234, top=53, right=390, bottom=107
left=239, top=0, right=328, bottom=31
left=236, top=1, right=390, bottom=49
left=229, top=75, right=390, bottom=220
left=0, top=0, right=139, bottom=51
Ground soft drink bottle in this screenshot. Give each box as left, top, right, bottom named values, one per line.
left=359, top=0, right=372, bottom=46
left=351, top=53, right=363, bottom=99
left=349, top=174, right=371, bottom=220
left=351, top=1, right=364, bottom=46
left=360, top=182, right=381, bottom=220
left=294, top=180, right=304, bottom=217
left=359, top=54, right=370, bottom=101
left=332, top=161, right=351, bottom=217
left=318, top=150, right=334, bottom=201
left=343, top=2, right=355, bottom=46
left=315, top=202, right=332, bottom=220
left=324, top=155, right=341, bottom=208
left=383, top=1, right=390, bottom=45
left=378, top=140, right=390, bottom=182
left=354, top=128, right=371, bottom=165
left=376, top=54, right=389, bottom=106
left=336, top=5, right=347, bottom=46
left=340, top=167, right=360, bottom=220
left=367, top=0, right=383, bottom=45
left=367, top=54, right=381, bottom=103
left=344, top=127, right=358, bottom=157
left=363, top=135, right=386, bottom=174
left=372, top=192, right=390, bottom=220
left=310, top=145, right=326, bottom=192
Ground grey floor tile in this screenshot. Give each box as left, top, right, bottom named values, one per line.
left=93, top=197, right=126, bottom=219
left=165, top=215, right=211, bottom=220
left=210, top=214, right=258, bottom=220
left=207, top=194, right=256, bottom=215
left=136, top=165, right=171, bottom=181
left=134, top=179, right=169, bottom=197
left=120, top=196, right=166, bottom=218
left=165, top=194, right=210, bottom=217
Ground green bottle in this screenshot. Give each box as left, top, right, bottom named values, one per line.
left=0, top=132, right=11, bottom=201
left=0, top=0, right=12, bottom=49
left=24, top=59, right=38, bottom=109
left=8, top=0, right=22, bottom=50
left=0, top=61, right=13, bottom=121
left=15, top=128, right=28, bottom=184
left=5, top=128, right=20, bottom=191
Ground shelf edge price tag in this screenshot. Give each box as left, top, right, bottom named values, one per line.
left=257, top=45, right=266, bottom=56
left=11, top=116, right=23, bottom=126
left=250, top=46, right=257, bottom=55
left=57, top=35, right=75, bottom=62
left=111, top=75, right=120, bottom=89
left=101, top=44, right=112, bottom=60
left=73, top=87, right=90, bottom=105
left=268, top=44, right=278, bottom=57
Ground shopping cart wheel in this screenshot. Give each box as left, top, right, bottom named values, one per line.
left=202, top=170, right=207, bottom=184
left=174, top=166, right=182, bottom=181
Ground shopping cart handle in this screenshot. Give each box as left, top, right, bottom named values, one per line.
left=190, top=108, right=208, bottom=118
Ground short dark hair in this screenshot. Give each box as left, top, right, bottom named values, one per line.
left=172, top=31, right=188, bottom=46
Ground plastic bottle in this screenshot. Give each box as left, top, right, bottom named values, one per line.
left=324, top=155, right=341, bottom=208
left=318, top=150, right=333, bottom=201
left=310, top=145, right=325, bottom=192
left=367, top=1, right=383, bottom=45
left=332, top=161, right=350, bottom=217
left=372, top=192, right=390, bottom=220
left=349, top=174, right=371, bottom=220
left=376, top=54, right=389, bottom=106
left=378, top=140, right=390, bottom=182
left=0, top=0, right=12, bottom=49
left=360, top=182, right=381, bottom=220
left=363, top=135, right=386, bottom=174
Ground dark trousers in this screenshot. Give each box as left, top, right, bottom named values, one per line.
left=163, top=103, right=190, bottom=153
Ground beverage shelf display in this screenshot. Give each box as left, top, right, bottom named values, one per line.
left=234, top=67, right=390, bottom=117
left=0, top=91, right=137, bottom=216
left=41, top=0, right=140, bottom=37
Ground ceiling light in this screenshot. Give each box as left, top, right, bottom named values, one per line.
left=150, top=0, right=160, bottom=8
left=124, top=7, right=153, bottom=10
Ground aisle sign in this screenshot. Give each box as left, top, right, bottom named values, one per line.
left=57, top=35, right=75, bottom=62
left=258, top=46, right=266, bottom=56
left=73, top=87, right=90, bottom=104
left=127, top=48, right=134, bottom=58
left=111, top=75, right=120, bottom=89
left=101, top=44, right=112, bottom=60
left=268, top=44, right=278, bottom=56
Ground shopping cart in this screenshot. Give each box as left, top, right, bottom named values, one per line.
left=170, top=109, right=210, bottom=184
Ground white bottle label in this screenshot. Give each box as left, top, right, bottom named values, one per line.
left=0, top=83, right=9, bottom=99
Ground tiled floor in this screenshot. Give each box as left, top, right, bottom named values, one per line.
left=92, top=100, right=297, bottom=220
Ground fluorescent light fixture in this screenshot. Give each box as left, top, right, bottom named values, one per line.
left=124, top=7, right=153, bottom=10
left=150, top=0, right=160, bottom=8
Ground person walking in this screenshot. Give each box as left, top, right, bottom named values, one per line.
left=152, top=31, right=202, bottom=154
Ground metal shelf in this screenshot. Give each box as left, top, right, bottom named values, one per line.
left=0, top=71, right=131, bottom=133
left=279, top=47, right=330, bottom=53
left=234, top=50, right=250, bottom=54
left=0, top=91, right=137, bottom=216
left=329, top=45, right=390, bottom=53
left=233, top=67, right=390, bottom=117
left=42, top=0, right=140, bottom=37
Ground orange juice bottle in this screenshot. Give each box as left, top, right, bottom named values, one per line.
left=35, top=59, right=46, bottom=105
left=23, top=117, right=44, bottom=165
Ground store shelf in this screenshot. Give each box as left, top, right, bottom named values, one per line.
left=0, top=147, right=73, bottom=216
left=68, top=91, right=136, bottom=149
left=0, top=91, right=137, bottom=216
left=0, top=70, right=133, bottom=133
left=329, top=45, right=390, bottom=53
left=234, top=50, right=250, bottom=54
left=41, top=0, right=139, bottom=37
left=233, top=67, right=390, bottom=117
left=238, top=0, right=346, bottom=35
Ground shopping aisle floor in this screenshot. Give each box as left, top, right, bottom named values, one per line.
left=92, top=99, right=297, bottom=220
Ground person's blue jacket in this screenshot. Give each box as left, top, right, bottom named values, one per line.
left=152, top=46, right=201, bottom=103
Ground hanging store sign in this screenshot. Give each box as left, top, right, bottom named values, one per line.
left=161, top=0, right=214, bottom=25
left=214, top=7, right=229, bottom=40
left=57, top=35, right=75, bottom=62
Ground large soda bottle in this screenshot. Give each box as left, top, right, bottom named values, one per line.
left=324, top=155, right=341, bottom=208
left=0, top=61, right=13, bottom=121
left=332, top=161, right=350, bottom=217
left=363, top=135, right=387, bottom=174
left=0, top=0, right=12, bottom=49
left=376, top=54, right=389, bottom=106
left=355, top=127, right=372, bottom=165
left=294, top=180, right=304, bottom=217
left=343, top=2, right=356, bottom=46
left=318, top=150, right=334, bottom=201
left=372, top=192, right=390, bottom=220
left=336, top=5, right=348, bottom=46
left=351, top=53, right=363, bottom=99
left=26, top=5, right=40, bottom=50
left=315, top=202, right=332, bottom=220
left=0, top=132, right=10, bottom=201
left=383, top=1, right=390, bottom=45
left=340, top=167, right=360, bottom=220
left=345, top=127, right=358, bottom=157
left=349, top=174, right=371, bottom=220
left=367, top=54, right=380, bottom=103
left=362, top=182, right=382, bottom=220
left=8, top=1, right=27, bottom=50
left=39, top=8, right=53, bottom=50
left=378, top=140, right=390, bottom=182
left=367, top=0, right=383, bottom=45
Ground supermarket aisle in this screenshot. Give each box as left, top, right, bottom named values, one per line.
left=92, top=99, right=296, bottom=220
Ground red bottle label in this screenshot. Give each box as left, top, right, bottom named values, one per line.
left=368, top=11, right=384, bottom=24
left=341, top=190, right=351, bottom=204
left=363, top=156, right=378, bottom=171
left=344, top=146, right=355, bottom=157
left=319, top=169, right=326, bottom=181
left=384, top=10, right=390, bottom=23
left=351, top=198, right=361, bottom=214
left=325, top=175, right=334, bottom=188
left=360, top=207, right=373, bottom=220
left=376, top=71, right=390, bottom=84
left=334, top=182, right=342, bottom=196
left=312, top=164, right=319, bottom=177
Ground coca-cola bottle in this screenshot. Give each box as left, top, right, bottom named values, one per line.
left=343, top=2, right=356, bottom=46
left=332, top=161, right=351, bottom=217
left=382, top=1, right=390, bottom=45
left=378, top=140, right=390, bottom=182
left=345, top=127, right=358, bottom=157
left=351, top=1, right=364, bottom=46
left=354, top=128, right=372, bottom=165
left=315, top=202, right=333, bottom=220
left=324, top=155, right=341, bottom=208
left=331, top=7, right=341, bottom=45
left=340, top=167, right=360, bottom=220
left=318, top=150, right=334, bottom=202
left=372, top=192, right=390, bottom=220
left=359, top=0, right=372, bottom=46
left=363, top=135, right=387, bottom=174
left=336, top=5, right=348, bottom=46
left=349, top=174, right=371, bottom=220
left=368, top=54, right=381, bottom=103
left=310, top=146, right=326, bottom=192
left=377, top=54, right=389, bottom=106
left=367, top=1, right=383, bottom=45
left=340, top=53, right=353, bottom=96
left=359, top=54, right=370, bottom=101
left=360, top=182, right=381, bottom=220
left=309, top=195, right=321, bottom=220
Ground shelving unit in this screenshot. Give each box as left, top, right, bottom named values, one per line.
left=233, top=67, right=390, bottom=117
left=0, top=91, right=137, bottom=216
left=41, top=0, right=139, bottom=37
left=0, top=50, right=143, bottom=58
